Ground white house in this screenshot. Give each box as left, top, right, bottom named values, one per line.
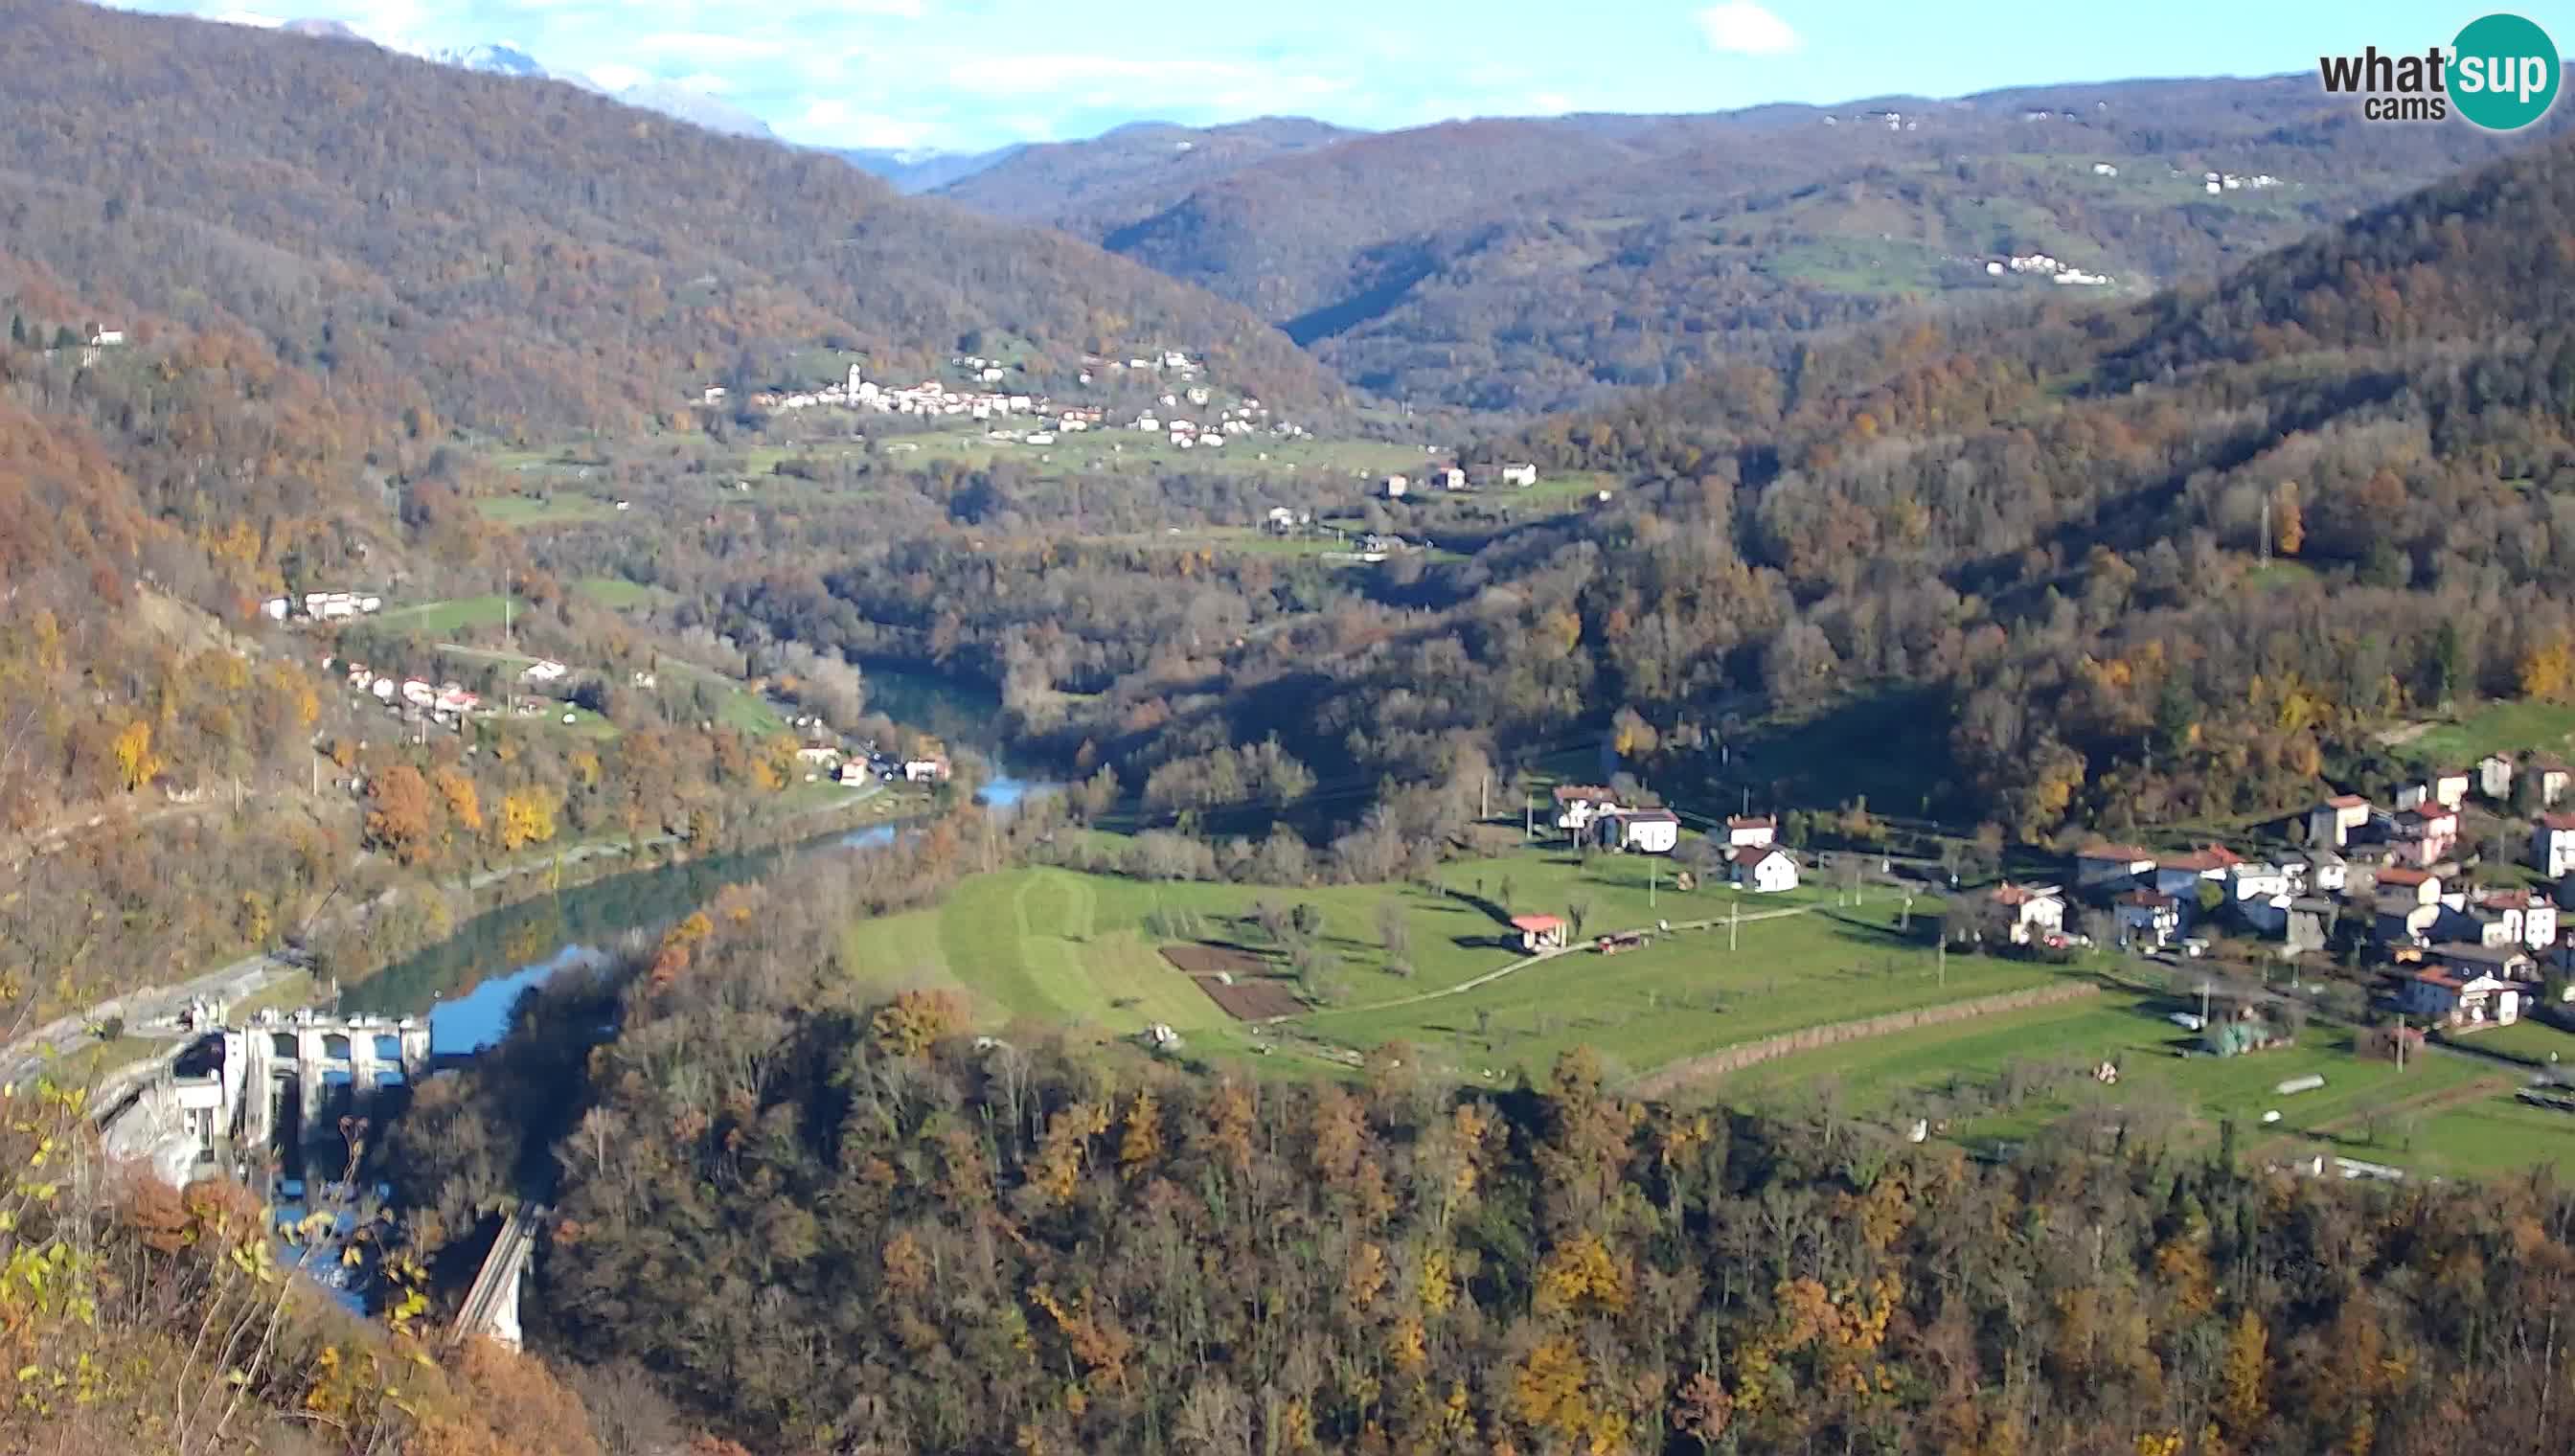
left=1500, top=464, right=1539, bottom=488
left=1428, top=466, right=1467, bottom=491
left=2479, top=753, right=2516, bottom=802
left=1725, top=814, right=1777, bottom=849
left=2113, top=890, right=2183, bottom=948
left=522, top=660, right=570, bottom=684
left=1730, top=847, right=1799, bottom=894
left=903, top=757, right=951, bottom=785
left=2538, top=760, right=2575, bottom=808
left=399, top=679, right=435, bottom=708
left=261, top=597, right=289, bottom=622
left=2298, top=850, right=2349, bottom=894
left=2402, top=968, right=2520, bottom=1029
left=2533, top=814, right=2575, bottom=878
left=1553, top=785, right=1627, bottom=836
left=1988, top=882, right=2066, bottom=945
left=2430, top=768, right=2472, bottom=810
left=2228, top=860, right=2290, bottom=901
left=1382, top=474, right=1410, bottom=499
left=1602, top=808, right=1680, bottom=854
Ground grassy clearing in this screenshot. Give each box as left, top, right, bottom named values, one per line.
left=896, top=425, right=1427, bottom=483
left=832, top=841, right=2029, bottom=1082
left=2397, top=1091, right=2575, bottom=1179
left=232, top=971, right=317, bottom=1021
left=2448, top=1015, right=2575, bottom=1068
left=1705, top=982, right=2513, bottom=1166
left=1763, top=236, right=1950, bottom=294
left=2401, top=700, right=2575, bottom=767
left=374, top=596, right=532, bottom=634
left=2242, top=560, right=2320, bottom=591
left=1302, top=903, right=2060, bottom=1087
left=474, top=494, right=619, bottom=527
left=574, top=578, right=673, bottom=611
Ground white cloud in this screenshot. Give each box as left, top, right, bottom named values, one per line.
left=791, top=99, right=939, bottom=150
left=1532, top=92, right=1575, bottom=114
left=585, top=61, right=646, bottom=92
left=1695, top=2, right=1797, bottom=57
left=675, top=71, right=734, bottom=95
left=945, top=53, right=1346, bottom=108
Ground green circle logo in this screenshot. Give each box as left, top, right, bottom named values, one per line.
left=2452, top=12, right=2560, bottom=130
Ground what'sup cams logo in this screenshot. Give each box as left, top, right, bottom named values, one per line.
left=2318, top=12, right=2561, bottom=128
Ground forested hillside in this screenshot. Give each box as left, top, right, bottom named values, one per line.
left=391, top=854, right=2575, bottom=1455
left=5, top=0, right=1246, bottom=1023
left=0, top=0, right=1338, bottom=433
left=941, top=77, right=2565, bottom=410
left=625, top=130, right=2575, bottom=854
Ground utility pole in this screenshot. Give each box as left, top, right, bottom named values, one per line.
left=1938, top=937, right=1947, bottom=990
left=2396, top=1013, right=2407, bottom=1072
left=1649, top=858, right=1657, bottom=910
left=1730, top=893, right=1741, bottom=952
left=2260, top=493, right=2272, bottom=567
left=2199, top=979, right=2213, bottom=1029
left=1481, top=772, right=1490, bottom=823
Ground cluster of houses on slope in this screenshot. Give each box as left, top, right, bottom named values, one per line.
left=1382, top=462, right=1541, bottom=498
left=2024, top=754, right=2575, bottom=1035
left=262, top=589, right=385, bottom=623
left=705, top=357, right=1313, bottom=454
left=334, top=659, right=483, bottom=724
left=1984, top=253, right=2111, bottom=286
left=720, top=364, right=1045, bottom=421
left=1546, top=785, right=1802, bottom=893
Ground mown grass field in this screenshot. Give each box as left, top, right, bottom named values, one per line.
left=1703, top=982, right=2520, bottom=1169
left=895, top=426, right=1427, bottom=483
left=375, top=595, right=532, bottom=634
left=2451, top=1015, right=2575, bottom=1068
left=2399, top=699, right=2575, bottom=767
left=2398, top=1091, right=2575, bottom=1179
left=836, top=839, right=2020, bottom=1080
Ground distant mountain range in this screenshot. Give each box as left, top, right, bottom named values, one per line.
left=832, top=144, right=1027, bottom=194
left=921, top=81, right=2572, bottom=412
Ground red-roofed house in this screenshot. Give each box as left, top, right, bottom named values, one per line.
left=1724, top=814, right=1777, bottom=849
left=2401, top=968, right=2520, bottom=1028
left=2309, top=794, right=2371, bottom=849
left=2154, top=845, right=2244, bottom=899
left=2374, top=865, right=2442, bottom=905
left=2390, top=805, right=2458, bottom=868
left=1987, top=882, right=2066, bottom=945
left=1729, top=846, right=1799, bottom=894
left=1510, top=915, right=1568, bottom=952
left=2074, top=843, right=2156, bottom=887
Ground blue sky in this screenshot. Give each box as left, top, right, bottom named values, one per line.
left=122, top=0, right=2575, bottom=153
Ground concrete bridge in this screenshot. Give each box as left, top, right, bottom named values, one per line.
left=452, top=1203, right=546, bottom=1350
